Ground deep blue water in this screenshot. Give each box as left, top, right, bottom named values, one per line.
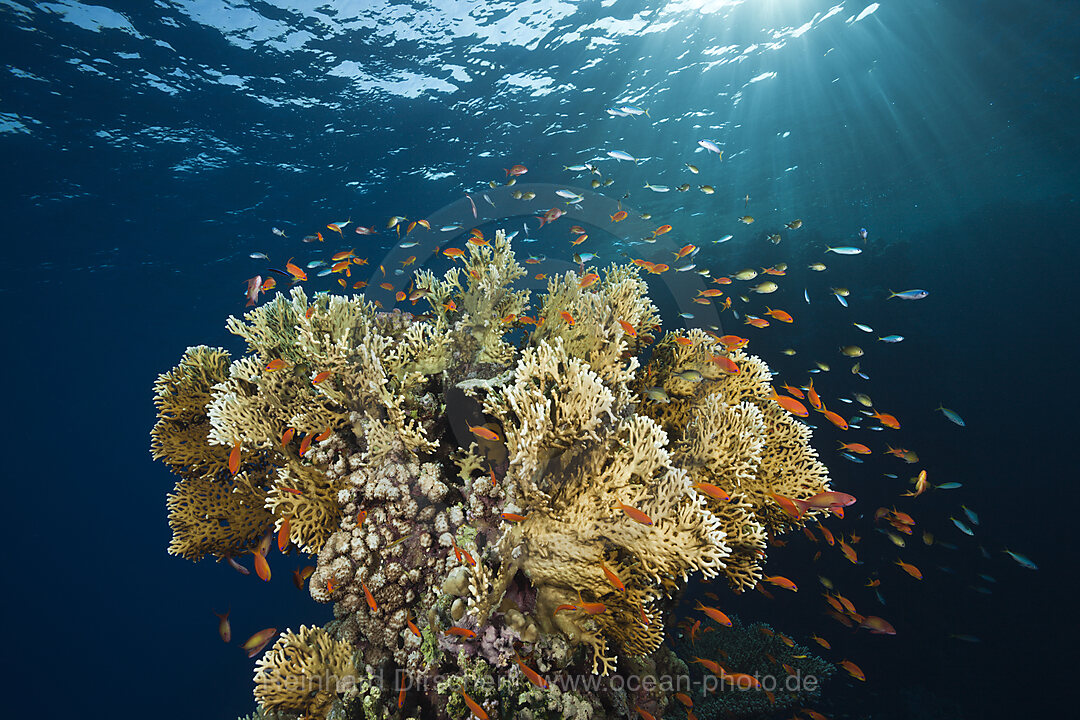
left=3, top=1, right=1077, bottom=719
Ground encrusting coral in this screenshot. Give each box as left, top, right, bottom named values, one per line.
left=154, top=230, right=835, bottom=720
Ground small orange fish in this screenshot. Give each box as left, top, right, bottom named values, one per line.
left=601, top=561, right=626, bottom=591
left=570, top=234, right=588, bottom=246
left=839, top=539, right=858, bottom=564
left=762, top=575, right=798, bottom=591
left=805, top=379, right=822, bottom=410
left=782, top=383, right=805, bottom=399
left=332, top=248, right=355, bottom=261
left=398, top=673, right=407, bottom=708
left=675, top=692, right=693, bottom=708
left=500, top=512, right=527, bottom=522
left=674, top=336, right=693, bottom=347
left=652, top=224, right=673, bottom=237
left=673, top=243, right=697, bottom=259
left=711, top=354, right=740, bottom=374
left=277, top=516, right=291, bottom=552
left=285, top=258, right=307, bottom=281
left=460, top=690, right=489, bottom=720
left=396, top=291, right=407, bottom=302
left=298, top=433, right=312, bottom=455
left=468, top=424, right=501, bottom=442
left=214, top=608, right=231, bottom=643
left=312, top=370, right=331, bottom=384
left=228, top=441, right=241, bottom=475
left=811, top=634, right=831, bottom=649
left=614, top=502, right=653, bottom=526
left=839, top=442, right=871, bottom=454
left=611, top=210, right=628, bottom=222
left=764, top=307, right=793, bottom=322
left=305, top=306, right=315, bottom=319
left=253, top=550, right=270, bottom=582
left=634, top=705, right=657, bottom=720
left=618, top=319, right=637, bottom=336
left=896, top=559, right=923, bottom=579
left=265, top=358, right=286, bottom=371
left=818, top=407, right=849, bottom=430
left=693, top=481, right=731, bottom=501
left=356, top=509, right=367, bottom=527
left=361, top=580, right=378, bottom=611
left=514, top=653, right=548, bottom=688
left=241, top=627, right=277, bottom=658
left=818, top=523, right=835, bottom=546
left=771, top=391, right=809, bottom=417
left=872, top=410, right=901, bottom=429
left=442, top=247, right=465, bottom=260
left=442, top=300, right=457, bottom=312
left=315, top=426, right=332, bottom=442
left=744, top=316, right=770, bottom=328
left=406, top=614, right=421, bottom=638
left=698, top=288, right=725, bottom=297
left=445, top=627, right=477, bottom=639
left=691, top=656, right=725, bottom=677
left=560, top=310, right=575, bottom=325
left=718, top=334, right=748, bottom=349
left=695, top=601, right=732, bottom=627
left=578, top=273, right=600, bottom=288
left=281, top=427, right=295, bottom=446
left=839, top=659, right=866, bottom=681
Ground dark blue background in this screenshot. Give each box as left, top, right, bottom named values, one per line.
left=3, top=1, right=1076, bottom=718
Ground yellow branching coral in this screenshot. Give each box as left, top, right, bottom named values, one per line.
left=151, top=345, right=234, bottom=478
left=414, top=228, right=531, bottom=366
left=165, top=471, right=273, bottom=561
left=253, top=625, right=357, bottom=719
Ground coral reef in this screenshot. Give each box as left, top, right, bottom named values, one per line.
left=155, top=230, right=833, bottom=720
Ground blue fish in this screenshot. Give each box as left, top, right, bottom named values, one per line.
left=888, top=289, right=929, bottom=300
left=1003, top=549, right=1038, bottom=570
left=950, top=517, right=975, bottom=536
left=825, top=246, right=862, bottom=255
left=607, top=150, right=639, bottom=163
left=961, top=505, right=979, bottom=525
left=936, top=404, right=965, bottom=426
left=878, top=335, right=904, bottom=343
left=936, top=482, right=963, bottom=489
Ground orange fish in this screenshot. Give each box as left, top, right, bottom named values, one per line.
left=652, top=224, right=673, bottom=237
left=241, top=628, right=277, bottom=658
left=332, top=248, right=355, bottom=261
left=406, top=614, right=421, bottom=638
left=744, top=316, right=769, bottom=328
left=673, top=244, right=698, bottom=259
left=771, top=391, right=809, bottom=417
left=711, top=354, right=740, bottom=374
left=618, top=319, right=637, bottom=336
left=460, top=689, right=488, bottom=720
left=570, top=234, right=588, bottom=246
left=298, top=433, right=312, bottom=455
left=277, top=516, right=291, bottom=552
left=601, top=561, right=626, bottom=591
left=506, top=164, right=528, bottom=176
left=802, top=526, right=817, bottom=543
left=896, top=559, right=923, bottom=579
left=362, top=581, right=378, bottom=611
left=281, top=427, right=295, bottom=446
left=839, top=442, right=871, bottom=454
left=468, top=424, right=501, bottom=442
left=839, top=539, right=858, bottom=564
left=695, top=601, right=732, bottom=627
left=634, top=706, right=657, bottom=720
left=560, top=311, right=575, bottom=325
left=691, top=656, right=725, bottom=677
left=839, top=659, right=866, bottom=681
left=396, top=291, right=407, bottom=302
left=446, top=627, right=477, bottom=639
left=500, top=512, right=527, bottom=522
left=781, top=383, right=805, bottom=399
left=718, top=334, right=748, bottom=349
left=674, top=336, right=693, bottom=347
left=312, top=370, right=331, bottom=384
left=675, top=692, right=693, bottom=708
left=578, top=273, right=600, bottom=288
left=764, top=307, right=793, bottom=322
left=762, top=575, right=798, bottom=591
left=260, top=277, right=276, bottom=292
left=614, top=502, right=653, bottom=526
left=214, top=608, right=231, bottom=643
left=315, top=426, right=332, bottom=442
left=228, top=441, right=241, bottom=475
left=693, top=481, right=731, bottom=501
left=805, top=379, right=822, bottom=410
left=253, top=550, right=270, bottom=582
left=698, top=288, right=725, bottom=298
left=265, top=358, right=286, bottom=371
left=356, top=509, right=367, bottom=527
left=443, top=300, right=457, bottom=312
left=872, top=410, right=901, bottom=429
left=442, top=247, right=465, bottom=260
left=284, top=258, right=307, bottom=281
left=811, top=634, right=831, bottom=649
left=514, top=653, right=548, bottom=688
left=818, top=407, right=849, bottom=430
left=398, top=673, right=407, bottom=708
left=818, top=523, right=835, bottom=546
left=770, top=491, right=805, bottom=520
left=611, top=210, right=628, bottom=222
